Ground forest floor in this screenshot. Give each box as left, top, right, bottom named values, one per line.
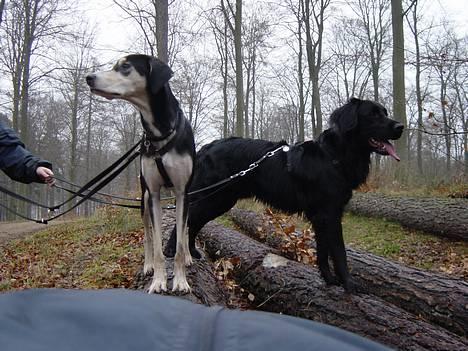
left=1, top=193, right=466, bottom=350
left=0, top=219, right=75, bottom=245
left=0, top=203, right=466, bottom=292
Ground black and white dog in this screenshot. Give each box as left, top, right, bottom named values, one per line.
left=165, top=98, right=403, bottom=291
left=86, top=55, right=195, bottom=293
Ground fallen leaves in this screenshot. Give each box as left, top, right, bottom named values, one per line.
left=0, top=208, right=145, bottom=292
left=264, top=209, right=316, bottom=266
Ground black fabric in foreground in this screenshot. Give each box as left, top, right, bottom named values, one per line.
left=0, top=289, right=391, bottom=351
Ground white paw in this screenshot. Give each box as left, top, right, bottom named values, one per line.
left=185, top=254, right=193, bottom=266
left=148, top=271, right=167, bottom=294
left=172, top=275, right=191, bottom=293
left=143, top=262, right=154, bottom=275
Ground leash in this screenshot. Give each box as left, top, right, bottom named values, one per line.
left=38, top=150, right=141, bottom=223
left=54, top=184, right=141, bottom=209
left=0, top=142, right=290, bottom=223
left=49, top=140, right=142, bottom=211
left=54, top=176, right=140, bottom=202
left=188, top=144, right=290, bottom=198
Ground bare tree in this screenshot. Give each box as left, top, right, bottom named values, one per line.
left=113, top=0, right=185, bottom=65
left=172, top=57, right=218, bottom=145
left=0, top=0, right=5, bottom=25
left=349, top=0, right=391, bottom=102
left=391, top=0, right=408, bottom=166
left=301, top=0, right=330, bottom=138
left=58, top=27, right=96, bottom=185
left=242, top=11, right=270, bottom=138
left=221, top=0, right=244, bottom=137
left=208, top=5, right=232, bottom=138
left=405, top=0, right=424, bottom=175
left=328, top=18, right=371, bottom=103
left=155, top=0, right=168, bottom=62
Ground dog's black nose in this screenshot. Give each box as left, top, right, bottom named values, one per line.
left=394, top=123, right=404, bottom=133
left=86, top=74, right=96, bottom=87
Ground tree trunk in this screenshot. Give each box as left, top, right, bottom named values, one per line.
left=410, top=1, right=424, bottom=175
left=0, top=0, right=5, bottom=26
left=391, top=0, right=408, bottom=171
left=347, top=193, right=468, bottom=241
left=229, top=208, right=468, bottom=337
left=440, top=74, right=451, bottom=173
left=154, top=0, right=168, bottom=63
left=198, top=222, right=467, bottom=350
left=234, top=0, right=244, bottom=137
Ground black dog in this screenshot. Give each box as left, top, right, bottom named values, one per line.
left=87, top=55, right=195, bottom=293
left=166, top=98, right=403, bottom=291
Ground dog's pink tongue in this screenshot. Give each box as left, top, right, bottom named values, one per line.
left=383, top=141, right=400, bottom=161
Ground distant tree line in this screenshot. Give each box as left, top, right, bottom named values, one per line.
left=0, top=0, right=466, bottom=221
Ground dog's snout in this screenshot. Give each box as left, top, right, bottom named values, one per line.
left=86, top=74, right=96, bottom=87
left=394, top=123, right=404, bottom=133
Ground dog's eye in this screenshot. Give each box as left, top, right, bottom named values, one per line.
left=121, top=63, right=131, bottom=70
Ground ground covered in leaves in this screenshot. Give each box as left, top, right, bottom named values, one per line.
left=0, top=208, right=145, bottom=291
left=0, top=199, right=466, bottom=294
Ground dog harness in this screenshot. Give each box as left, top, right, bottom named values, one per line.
left=142, top=111, right=184, bottom=188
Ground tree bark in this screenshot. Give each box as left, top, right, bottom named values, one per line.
left=0, top=0, right=5, bottom=25
left=229, top=208, right=468, bottom=337
left=154, top=0, right=168, bottom=63
left=234, top=0, right=244, bottom=137
left=347, top=193, right=468, bottom=241
left=198, top=222, right=467, bottom=350
left=391, top=0, right=408, bottom=170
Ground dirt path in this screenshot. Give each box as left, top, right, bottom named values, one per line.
left=0, top=220, right=73, bottom=246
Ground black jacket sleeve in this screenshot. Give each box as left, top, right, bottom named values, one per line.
left=0, top=122, right=52, bottom=184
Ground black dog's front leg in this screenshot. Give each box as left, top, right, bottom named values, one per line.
left=310, top=213, right=353, bottom=292
left=165, top=225, right=202, bottom=259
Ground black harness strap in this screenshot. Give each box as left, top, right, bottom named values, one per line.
left=143, top=111, right=185, bottom=188
left=155, top=156, right=174, bottom=188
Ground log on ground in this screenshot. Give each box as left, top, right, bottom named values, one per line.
left=198, top=222, right=467, bottom=350
left=131, top=211, right=228, bottom=306
left=347, top=192, right=468, bottom=241
left=229, top=208, right=468, bottom=337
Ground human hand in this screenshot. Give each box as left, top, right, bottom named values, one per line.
left=36, top=167, right=55, bottom=187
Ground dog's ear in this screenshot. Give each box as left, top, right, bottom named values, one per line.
left=330, top=98, right=361, bottom=134
left=149, top=58, right=173, bottom=94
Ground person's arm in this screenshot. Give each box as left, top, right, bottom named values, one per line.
left=0, top=123, right=54, bottom=185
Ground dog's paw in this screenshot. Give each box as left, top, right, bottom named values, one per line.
left=320, top=271, right=340, bottom=286
left=148, top=270, right=167, bottom=294
left=172, top=276, right=191, bottom=293
left=184, top=253, right=193, bottom=266
left=143, top=262, right=154, bottom=275
left=342, top=279, right=358, bottom=294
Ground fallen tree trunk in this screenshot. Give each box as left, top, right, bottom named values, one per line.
left=347, top=193, right=468, bottom=241
left=198, top=222, right=467, bottom=350
left=131, top=212, right=228, bottom=306
left=229, top=208, right=468, bottom=337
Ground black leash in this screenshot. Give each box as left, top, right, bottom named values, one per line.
left=49, top=140, right=142, bottom=211
left=0, top=183, right=52, bottom=209
left=188, top=144, right=290, bottom=198
left=54, top=184, right=141, bottom=209
left=54, top=176, right=140, bottom=202
left=40, top=150, right=141, bottom=223
left=0, top=142, right=290, bottom=223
